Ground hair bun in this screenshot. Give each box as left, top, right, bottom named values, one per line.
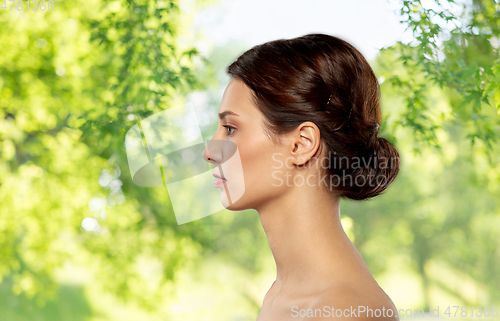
left=342, top=137, right=400, bottom=201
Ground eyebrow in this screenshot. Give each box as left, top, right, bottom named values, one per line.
left=218, top=110, right=239, bottom=120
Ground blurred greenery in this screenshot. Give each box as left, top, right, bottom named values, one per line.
left=0, top=0, right=499, bottom=320
left=384, top=0, right=500, bottom=149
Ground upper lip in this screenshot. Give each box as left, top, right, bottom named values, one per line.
left=212, top=172, right=226, bottom=180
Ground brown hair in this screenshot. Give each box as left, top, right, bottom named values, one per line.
left=227, top=33, right=400, bottom=201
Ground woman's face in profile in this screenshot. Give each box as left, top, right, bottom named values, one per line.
left=207, top=78, right=291, bottom=210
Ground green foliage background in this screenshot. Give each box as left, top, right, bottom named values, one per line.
left=0, top=0, right=499, bottom=320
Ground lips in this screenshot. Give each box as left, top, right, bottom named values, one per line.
left=212, top=172, right=227, bottom=181
left=213, top=172, right=227, bottom=188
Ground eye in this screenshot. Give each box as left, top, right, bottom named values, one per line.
left=222, top=125, right=236, bottom=136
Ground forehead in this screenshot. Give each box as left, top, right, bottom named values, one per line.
left=218, top=78, right=261, bottom=118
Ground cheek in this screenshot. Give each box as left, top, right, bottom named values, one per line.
left=238, top=139, right=287, bottom=196
left=219, top=131, right=288, bottom=209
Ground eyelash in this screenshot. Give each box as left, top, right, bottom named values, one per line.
left=222, top=125, right=236, bottom=136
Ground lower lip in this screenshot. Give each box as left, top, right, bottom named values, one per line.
left=214, top=178, right=227, bottom=188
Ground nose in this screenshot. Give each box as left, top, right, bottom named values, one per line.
left=202, top=137, right=223, bottom=165
left=202, top=144, right=213, bottom=163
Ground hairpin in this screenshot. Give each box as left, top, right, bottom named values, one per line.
left=327, top=94, right=333, bottom=106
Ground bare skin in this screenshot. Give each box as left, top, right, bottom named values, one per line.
left=206, top=78, right=399, bottom=321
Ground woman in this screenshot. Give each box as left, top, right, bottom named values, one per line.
left=204, top=33, right=400, bottom=320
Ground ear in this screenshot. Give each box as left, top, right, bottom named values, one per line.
left=287, top=121, right=321, bottom=166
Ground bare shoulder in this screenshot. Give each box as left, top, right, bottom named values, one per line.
left=262, top=280, right=399, bottom=321
left=310, top=282, right=400, bottom=321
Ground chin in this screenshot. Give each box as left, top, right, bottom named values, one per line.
left=220, top=192, right=249, bottom=211
left=218, top=180, right=247, bottom=210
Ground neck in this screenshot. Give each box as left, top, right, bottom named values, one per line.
left=256, top=184, right=372, bottom=292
